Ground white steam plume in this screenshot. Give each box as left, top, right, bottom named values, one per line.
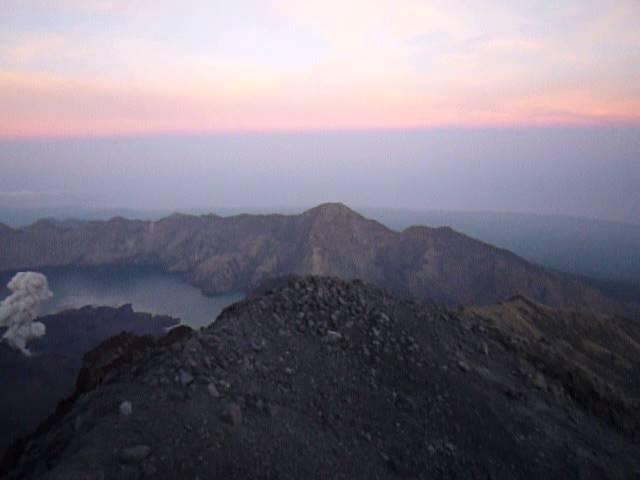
left=0, top=272, right=52, bottom=356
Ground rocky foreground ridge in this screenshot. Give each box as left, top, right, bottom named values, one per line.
left=3, top=276, right=639, bottom=479
left=0, top=203, right=628, bottom=315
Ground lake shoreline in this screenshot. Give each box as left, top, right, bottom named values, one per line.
left=0, top=265, right=244, bottom=329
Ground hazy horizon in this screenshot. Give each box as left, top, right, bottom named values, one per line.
left=1, top=126, right=638, bottom=225
left=2, top=1, right=639, bottom=224
left=1, top=202, right=640, bottom=228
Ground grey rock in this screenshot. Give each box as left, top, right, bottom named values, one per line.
left=179, top=369, right=194, bottom=385
left=457, top=360, right=470, bottom=372
left=219, top=402, right=243, bottom=426
left=207, top=383, right=221, bottom=398
left=532, top=372, right=547, bottom=390
left=73, top=414, right=84, bottom=432
left=326, top=330, right=342, bottom=343
left=120, top=445, right=151, bottom=464
left=119, top=401, right=133, bottom=416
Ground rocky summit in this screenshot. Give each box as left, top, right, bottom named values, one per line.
left=3, top=276, right=638, bottom=479
left=0, top=203, right=631, bottom=315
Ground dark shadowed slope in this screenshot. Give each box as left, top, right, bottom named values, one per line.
left=3, top=276, right=638, bottom=479
left=0, top=203, right=631, bottom=314
left=0, top=306, right=177, bottom=456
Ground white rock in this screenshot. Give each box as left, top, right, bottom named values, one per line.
left=326, top=330, right=342, bottom=342
left=207, top=383, right=220, bottom=398
left=120, top=400, right=133, bottom=416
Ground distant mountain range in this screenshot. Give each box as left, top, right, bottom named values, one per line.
left=0, top=203, right=633, bottom=315
left=361, top=208, right=640, bottom=291
left=2, top=204, right=639, bottom=292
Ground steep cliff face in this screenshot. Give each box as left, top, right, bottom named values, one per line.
left=2, top=276, right=638, bottom=479
left=0, top=203, right=629, bottom=314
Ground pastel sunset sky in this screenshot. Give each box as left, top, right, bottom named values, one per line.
left=2, top=0, right=639, bottom=137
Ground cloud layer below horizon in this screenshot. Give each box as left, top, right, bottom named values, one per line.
left=1, top=0, right=639, bottom=137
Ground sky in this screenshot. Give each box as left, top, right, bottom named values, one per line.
left=1, top=0, right=639, bottom=136
left=1, top=127, right=639, bottom=223
left=0, top=1, right=638, bottom=223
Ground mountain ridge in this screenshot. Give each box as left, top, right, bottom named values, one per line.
left=0, top=203, right=632, bottom=315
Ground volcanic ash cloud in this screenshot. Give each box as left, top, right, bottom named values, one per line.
left=0, top=272, right=52, bottom=356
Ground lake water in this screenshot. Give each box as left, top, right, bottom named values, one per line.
left=0, top=266, right=245, bottom=329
